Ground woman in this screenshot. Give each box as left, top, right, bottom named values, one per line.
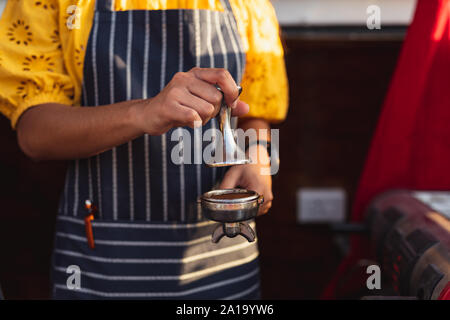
left=0, top=0, right=288, bottom=299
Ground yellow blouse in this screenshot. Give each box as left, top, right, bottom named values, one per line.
left=0, top=0, right=288, bottom=128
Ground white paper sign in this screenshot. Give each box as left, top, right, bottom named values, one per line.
left=297, top=188, right=346, bottom=223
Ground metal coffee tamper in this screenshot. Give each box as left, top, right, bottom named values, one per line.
left=207, top=86, right=250, bottom=167
left=200, top=86, right=263, bottom=243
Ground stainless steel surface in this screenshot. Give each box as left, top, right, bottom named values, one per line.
left=208, top=86, right=250, bottom=167
left=200, top=189, right=263, bottom=222
left=200, top=188, right=264, bottom=243
left=202, top=86, right=258, bottom=242
left=201, top=189, right=260, bottom=203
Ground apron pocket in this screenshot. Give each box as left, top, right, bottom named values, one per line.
left=52, top=215, right=260, bottom=299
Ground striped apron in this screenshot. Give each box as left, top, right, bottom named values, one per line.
left=51, top=0, right=260, bottom=299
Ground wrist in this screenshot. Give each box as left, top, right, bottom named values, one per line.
left=246, top=143, right=270, bottom=166
left=128, top=99, right=151, bottom=135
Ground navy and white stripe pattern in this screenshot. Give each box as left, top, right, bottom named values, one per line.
left=63, top=0, right=244, bottom=222
left=53, top=0, right=258, bottom=299
left=52, top=215, right=259, bottom=299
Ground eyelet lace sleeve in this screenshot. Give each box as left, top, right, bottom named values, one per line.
left=232, top=0, right=289, bottom=123
left=0, top=0, right=74, bottom=129
left=0, top=0, right=288, bottom=128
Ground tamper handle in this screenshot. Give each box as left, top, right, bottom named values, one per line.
left=215, top=85, right=244, bottom=165
left=216, top=85, right=242, bottom=135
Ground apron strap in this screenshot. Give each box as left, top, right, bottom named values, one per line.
left=219, top=0, right=240, bottom=29
left=219, top=0, right=234, bottom=14
left=95, top=0, right=115, bottom=12
left=95, top=0, right=235, bottom=14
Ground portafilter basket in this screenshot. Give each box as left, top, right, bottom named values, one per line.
left=200, top=189, right=264, bottom=243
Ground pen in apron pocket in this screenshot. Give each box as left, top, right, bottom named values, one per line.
left=84, top=200, right=97, bottom=249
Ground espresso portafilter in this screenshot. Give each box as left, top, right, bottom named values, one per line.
left=200, top=86, right=263, bottom=243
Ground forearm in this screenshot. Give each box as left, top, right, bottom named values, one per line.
left=238, top=117, right=271, bottom=165
left=17, top=100, right=145, bottom=161
left=16, top=68, right=248, bottom=162
left=238, top=117, right=271, bottom=140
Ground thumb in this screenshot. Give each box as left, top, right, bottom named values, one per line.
left=219, top=167, right=241, bottom=189
left=231, top=100, right=249, bottom=117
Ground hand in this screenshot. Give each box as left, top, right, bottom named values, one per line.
left=219, top=145, right=273, bottom=215
left=135, top=67, right=249, bottom=135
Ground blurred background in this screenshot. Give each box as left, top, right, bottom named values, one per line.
left=0, top=0, right=417, bottom=299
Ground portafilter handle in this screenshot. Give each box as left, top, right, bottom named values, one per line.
left=211, top=222, right=256, bottom=243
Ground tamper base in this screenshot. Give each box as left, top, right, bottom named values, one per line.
left=206, top=158, right=251, bottom=167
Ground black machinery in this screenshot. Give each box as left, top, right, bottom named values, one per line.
left=366, top=190, right=450, bottom=300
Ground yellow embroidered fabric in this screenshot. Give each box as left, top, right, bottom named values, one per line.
left=0, top=0, right=288, bottom=128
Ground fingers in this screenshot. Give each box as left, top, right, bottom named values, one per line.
left=218, top=165, right=273, bottom=216
left=246, top=172, right=273, bottom=216
left=231, top=100, right=249, bottom=117
left=160, top=69, right=243, bottom=131
left=179, top=90, right=216, bottom=125
left=246, top=180, right=272, bottom=216
left=190, top=67, right=240, bottom=107
left=219, top=167, right=241, bottom=189
left=170, top=105, right=202, bottom=128
left=258, top=189, right=273, bottom=216
left=186, top=78, right=223, bottom=115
